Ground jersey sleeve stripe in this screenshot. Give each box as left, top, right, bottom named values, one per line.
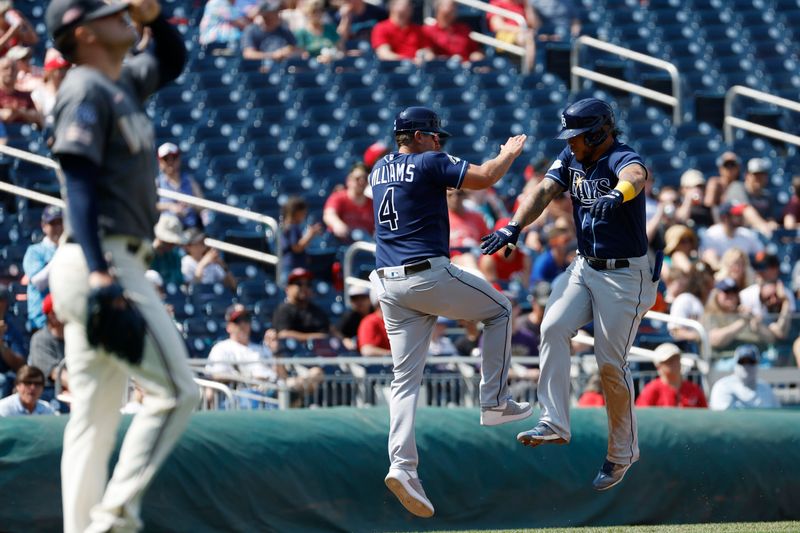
left=455, top=160, right=468, bottom=189
left=615, top=160, right=646, bottom=177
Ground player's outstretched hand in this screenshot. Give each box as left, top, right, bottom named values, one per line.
left=500, top=135, right=527, bottom=159
left=589, top=190, right=623, bottom=220
left=129, top=0, right=162, bottom=24
left=480, top=220, right=521, bottom=257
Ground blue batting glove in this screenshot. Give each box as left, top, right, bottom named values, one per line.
left=590, top=190, right=623, bottom=220
left=480, top=221, right=521, bottom=257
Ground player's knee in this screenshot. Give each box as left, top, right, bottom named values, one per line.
left=540, top=317, right=572, bottom=341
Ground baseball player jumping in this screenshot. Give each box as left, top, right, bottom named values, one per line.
left=45, top=0, right=199, bottom=531
left=369, top=106, right=529, bottom=518
left=481, top=98, right=659, bottom=491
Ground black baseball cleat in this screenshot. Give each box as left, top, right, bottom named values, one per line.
left=592, top=460, right=632, bottom=491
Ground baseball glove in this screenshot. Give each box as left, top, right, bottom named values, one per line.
left=86, top=283, right=147, bottom=365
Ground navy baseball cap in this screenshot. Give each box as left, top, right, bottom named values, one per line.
left=41, top=205, right=63, bottom=223
left=715, top=277, right=738, bottom=292
left=734, top=344, right=759, bottom=364
left=393, top=107, right=451, bottom=138
left=556, top=98, right=614, bottom=140
left=46, top=0, right=129, bottom=40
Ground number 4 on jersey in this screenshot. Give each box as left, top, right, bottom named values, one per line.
left=379, top=187, right=399, bottom=231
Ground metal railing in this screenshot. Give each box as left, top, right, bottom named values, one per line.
left=342, top=241, right=376, bottom=305
left=571, top=35, right=682, bottom=124
left=723, top=85, right=800, bottom=146
left=450, top=0, right=533, bottom=74
left=0, top=145, right=282, bottom=281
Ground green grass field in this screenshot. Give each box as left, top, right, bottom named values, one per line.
left=443, top=522, right=800, bottom=533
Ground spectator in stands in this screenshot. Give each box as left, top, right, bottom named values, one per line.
left=336, top=0, right=387, bottom=48
left=645, top=185, right=680, bottom=249
left=241, top=0, right=299, bottom=61
left=0, top=284, right=26, bottom=396
left=725, top=158, right=778, bottom=237
left=530, top=0, right=582, bottom=41
left=709, top=344, right=780, bottom=410
left=635, top=343, right=707, bottom=408
left=699, top=202, right=763, bottom=270
left=447, top=187, right=489, bottom=251
left=0, top=55, right=42, bottom=126
left=294, top=0, right=343, bottom=62
left=22, top=206, right=62, bottom=332
left=199, top=0, right=250, bottom=48
left=662, top=224, right=698, bottom=279
left=357, top=288, right=391, bottom=357
left=529, top=226, right=576, bottom=285
left=323, top=162, right=374, bottom=242
left=578, top=373, right=604, bottom=407
left=675, top=169, right=713, bottom=229
left=668, top=262, right=714, bottom=344
left=156, top=142, right=205, bottom=230
left=30, top=49, right=70, bottom=127
left=27, top=294, right=65, bottom=400
left=7, top=45, right=39, bottom=92
left=522, top=190, right=574, bottom=253
left=0, top=365, right=54, bottom=416
left=273, top=268, right=332, bottom=341
left=782, top=175, right=800, bottom=229
left=715, top=247, right=754, bottom=291
left=479, top=217, right=530, bottom=287
left=741, top=253, right=797, bottom=319
left=0, top=1, right=38, bottom=55
left=151, top=214, right=187, bottom=288
left=454, top=319, right=481, bottom=355
left=423, top=0, right=484, bottom=62
left=486, top=0, right=536, bottom=71
left=182, top=229, right=238, bottom=292
left=703, top=277, right=779, bottom=358
left=705, top=151, right=741, bottom=208
left=429, top=316, right=457, bottom=356
left=335, top=284, right=372, bottom=351
left=280, top=195, right=324, bottom=278
left=507, top=284, right=549, bottom=393
left=205, top=304, right=323, bottom=403
left=371, top=0, right=433, bottom=62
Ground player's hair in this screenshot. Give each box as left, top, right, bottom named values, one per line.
left=348, top=161, right=368, bottom=177
left=54, top=33, right=78, bottom=63
left=280, top=195, right=308, bottom=226
left=395, top=132, right=414, bottom=147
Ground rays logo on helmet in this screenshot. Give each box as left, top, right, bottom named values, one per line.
left=561, top=115, right=567, bottom=128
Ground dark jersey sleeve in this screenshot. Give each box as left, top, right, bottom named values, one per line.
left=51, top=81, right=109, bottom=167
left=543, top=146, right=572, bottom=190
left=608, top=145, right=647, bottom=181
left=122, top=14, right=187, bottom=101
left=422, top=151, right=468, bottom=189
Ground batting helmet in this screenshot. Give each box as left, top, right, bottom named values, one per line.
left=555, top=98, right=614, bottom=146
left=393, top=107, right=451, bottom=138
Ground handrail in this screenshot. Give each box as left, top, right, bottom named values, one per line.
left=723, top=85, right=800, bottom=146
left=343, top=241, right=376, bottom=307
left=451, top=0, right=532, bottom=74
left=0, top=145, right=282, bottom=279
left=643, top=310, right=711, bottom=364
left=193, top=377, right=235, bottom=408
left=571, top=35, right=682, bottom=125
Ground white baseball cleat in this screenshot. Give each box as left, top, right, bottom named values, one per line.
left=384, top=469, right=435, bottom=518
left=480, top=399, right=533, bottom=426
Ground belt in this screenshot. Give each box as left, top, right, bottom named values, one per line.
left=584, top=256, right=630, bottom=271
left=65, top=236, right=148, bottom=257
left=377, top=259, right=433, bottom=279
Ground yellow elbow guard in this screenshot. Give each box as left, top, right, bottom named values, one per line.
left=614, top=180, right=637, bottom=202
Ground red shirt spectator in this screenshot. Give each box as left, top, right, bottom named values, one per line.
left=371, top=18, right=429, bottom=60
left=423, top=0, right=482, bottom=60
left=578, top=391, right=605, bottom=407
left=486, top=0, right=526, bottom=28
left=447, top=189, right=489, bottom=248
left=323, top=163, right=374, bottom=240
left=635, top=379, right=707, bottom=408
left=357, top=310, right=390, bottom=351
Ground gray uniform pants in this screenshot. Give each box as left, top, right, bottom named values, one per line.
left=538, top=255, right=657, bottom=465
left=370, top=256, right=512, bottom=472
left=50, top=238, right=200, bottom=533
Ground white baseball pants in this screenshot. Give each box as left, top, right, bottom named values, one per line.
left=50, top=237, right=199, bottom=533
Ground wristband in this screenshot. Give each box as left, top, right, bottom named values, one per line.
left=614, top=180, right=637, bottom=202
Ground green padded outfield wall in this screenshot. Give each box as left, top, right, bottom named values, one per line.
left=1, top=408, right=799, bottom=532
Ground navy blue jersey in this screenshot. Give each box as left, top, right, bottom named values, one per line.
left=370, top=151, right=468, bottom=268
left=545, top=140, right=648, bottom=259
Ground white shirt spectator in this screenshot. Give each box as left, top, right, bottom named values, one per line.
left=205, top=339, right=278, bottom=382
left=739, top=283, right=796, bottom=319
left=667, top=292, right=705, bottom=333
left=699, top=224, right=763, bottom=259
left=181, top=254, right=227, bottom=285
left=709, top=373, right=780, bottom=410
left=0, top=393, right=54, bottom=416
